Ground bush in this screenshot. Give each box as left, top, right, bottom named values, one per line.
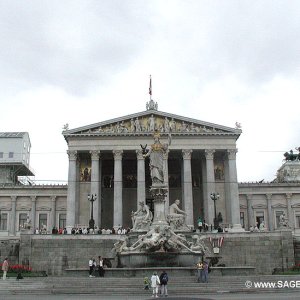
left=0, top=264, right=32, bottom=273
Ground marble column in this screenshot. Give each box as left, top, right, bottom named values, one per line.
left=90, top=150, right=100, bottom=227
left=66, top=150, right=77, bottom=232
left=286, top=193, right=294, bottom=229
left=182, top=149, right=194, bottom=227
left=266, top=194, right=273, bottom=231
left=163, top=150, right=170, bottom=215
left=113, top=150, right=123, bottom=228
left=227, top=149, right=243, bottom=231
left=246, top=194, right=254, bottom=229
left=204, top=150, right=215, bottom=226
left=10, top=196, right=16, bottom=235
left=51, top=196, right=56, bottom=229
left=75, top=157, right=80, bottom=225
left=136, top=149, right=146, bottom=208
left=31, top=196, right=36, bottom=233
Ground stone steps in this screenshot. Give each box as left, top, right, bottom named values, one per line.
left=0, top=275, right=299, bottom=295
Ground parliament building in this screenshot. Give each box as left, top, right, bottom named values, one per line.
left=1, top=100, right=300, bottom=236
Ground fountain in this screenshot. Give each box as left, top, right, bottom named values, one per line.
left=113, top=131, right=210, bottom=267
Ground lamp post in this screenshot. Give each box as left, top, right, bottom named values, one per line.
left=210, top=192, right=220, bottom=229
left=88, top=194, right=97, bottom=229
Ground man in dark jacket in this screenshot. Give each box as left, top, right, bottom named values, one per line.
left=159, top=270, right=168, bottom=297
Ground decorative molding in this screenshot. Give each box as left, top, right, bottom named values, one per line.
left=227, top=149, right=238, bottom=160
left=90, top=150, right=100, bottom=160
left=37, top=206, right=51, bottom=211
left=285, top=193, right=292, bottom=199
left=56, top=206, right=67, bottom=211
left=265, top=194, right=272, bottom=201
left=205, top=149, right=215, bottom=160
left=136, top=149, right=144, bottom=160
left=182, top=149, right=192, bottom=160
left=246, top=194, right=253, bottom=200
left=67, top=150, right=77, bottom=160
left=271, top=203, right=287, bottom=209
left=252, top=204, right=267, bottom=209
left=113, top=150, right=123, bottom=160
left=240, top=204, right=247, bottom=209
left=291, top=203, right=300, bottom=208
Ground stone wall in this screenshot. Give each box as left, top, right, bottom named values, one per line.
left=18, top=230, right=295, bottom=276
left=0, top=238, right=19, bottom=265
left=19, top=234, right=123, bottom=275
left=205, top=230, right=295, bottom=274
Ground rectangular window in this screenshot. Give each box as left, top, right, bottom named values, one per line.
left=39, top=214, right=47, bottom=230
left=240, top=212, right=245, bottom=228
left=19, top=213, right=28, bottom=230
left=0, top=152, right=3, bottom=158
left=59, top=214, right=66, bottom=230
left=0, top=213, right=8, bottom=230
left=295, top=213, right=300, bottom=228
left=255, top=211, right=265, bottom=228
left=9, top=152, right=14, bottom=158
left=275, top=210, right=284, bottom=228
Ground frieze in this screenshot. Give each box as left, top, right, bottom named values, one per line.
left=73, top=115, right=230, bottom=136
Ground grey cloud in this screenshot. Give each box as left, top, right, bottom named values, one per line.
left=0, top=1, right=154, bottom=96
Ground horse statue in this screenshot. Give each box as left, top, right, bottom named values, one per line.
left=284, top=149, right=300, bottom=161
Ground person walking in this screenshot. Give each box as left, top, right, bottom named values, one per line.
left=98, top=256, right=105, bottom=277
left=2, top=257, right=9, bottom=280
left=202, top=261, right=209, bottom=283
left=150, top=271, right=160, bottom=298
left=159, top=270, right=169, bottom=297
left=196, top=260, right=203, bottom=283
left=88, top=258, right=94, bottom=277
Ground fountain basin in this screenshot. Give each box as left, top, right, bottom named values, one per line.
left=118, top=251, right=202, bottom=268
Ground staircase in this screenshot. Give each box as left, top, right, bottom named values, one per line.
left=0, top=275, right=299, bottom=296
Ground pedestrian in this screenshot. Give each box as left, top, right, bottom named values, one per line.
left=98, top=256, right=105, bottom=277
left=88, top=258, right=94, bottom=278
left=196, top=260, right=203, bottom=283
left=144, top=276, right=150, bottom=290
left=159, top=270, right=169, bottom=297
left=202, top=261, right=209, bottom=283
left=2, top=257, right=9, bottom=280
left=197, top=217, right=203, bottom=232
left=150, top=271, right=160, bottom=298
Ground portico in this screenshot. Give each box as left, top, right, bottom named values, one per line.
left=63, top=101, right=242, bottom=230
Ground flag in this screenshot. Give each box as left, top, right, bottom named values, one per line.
left=149, top=75, right=152, bottom=96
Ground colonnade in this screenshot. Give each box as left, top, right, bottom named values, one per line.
left=66, top=148, right=241, bottom=230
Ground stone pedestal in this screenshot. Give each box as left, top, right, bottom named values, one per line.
left=150, top=185, right=168, bottom=228
left=277, top=161, right=300, bottom=182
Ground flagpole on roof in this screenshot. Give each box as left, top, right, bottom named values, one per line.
left=149, top=75, right=152, bottom=100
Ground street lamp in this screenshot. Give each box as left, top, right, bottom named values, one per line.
left=210, top=192, right=220, bottom=230
left=88, top=194, right=97, bottom=229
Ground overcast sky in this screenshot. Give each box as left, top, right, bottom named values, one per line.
left=1, top=0, right=300, bottom=184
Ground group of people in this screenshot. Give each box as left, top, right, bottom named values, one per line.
left=88, top=256, right=105, bottom=278
left=196, top=260, right=209, bottom=283
left=48, top=226, right=130, bottom=235
left=144, top=270, right=169, bottom=298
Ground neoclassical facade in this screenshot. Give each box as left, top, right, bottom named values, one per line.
left=63, top=101, right=242, bottom=231
left=1, top=103, right=300, bottom=236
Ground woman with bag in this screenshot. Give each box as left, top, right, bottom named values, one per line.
left=150, top=271, right=160, bottom=298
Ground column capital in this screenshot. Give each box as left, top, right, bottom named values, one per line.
left=246, top=194, right=253, bottom=200
left=90, top=150, right=100, bottom=160
left=67, top=150, right=77, bottom=160
left=11, top=196, right=17, bottom=202
left=182, top=149, right=192, bottom=159
left=265, top=194, right=272, bottom=201
left=31, top=196, right=37, bottom=202
left=51, top=196, right=57, bottom=202
left=286, top=193, right=292, bottom=199
left=113, top=150, right=123, bottom=160
left=136, top=149, right=144, bottom=160
left=205, top=149, right=215, bottom=159
left=227, top=149, right=238, bottom=160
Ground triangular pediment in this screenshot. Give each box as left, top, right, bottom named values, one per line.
left=63, top=109, right=241, bottom=138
